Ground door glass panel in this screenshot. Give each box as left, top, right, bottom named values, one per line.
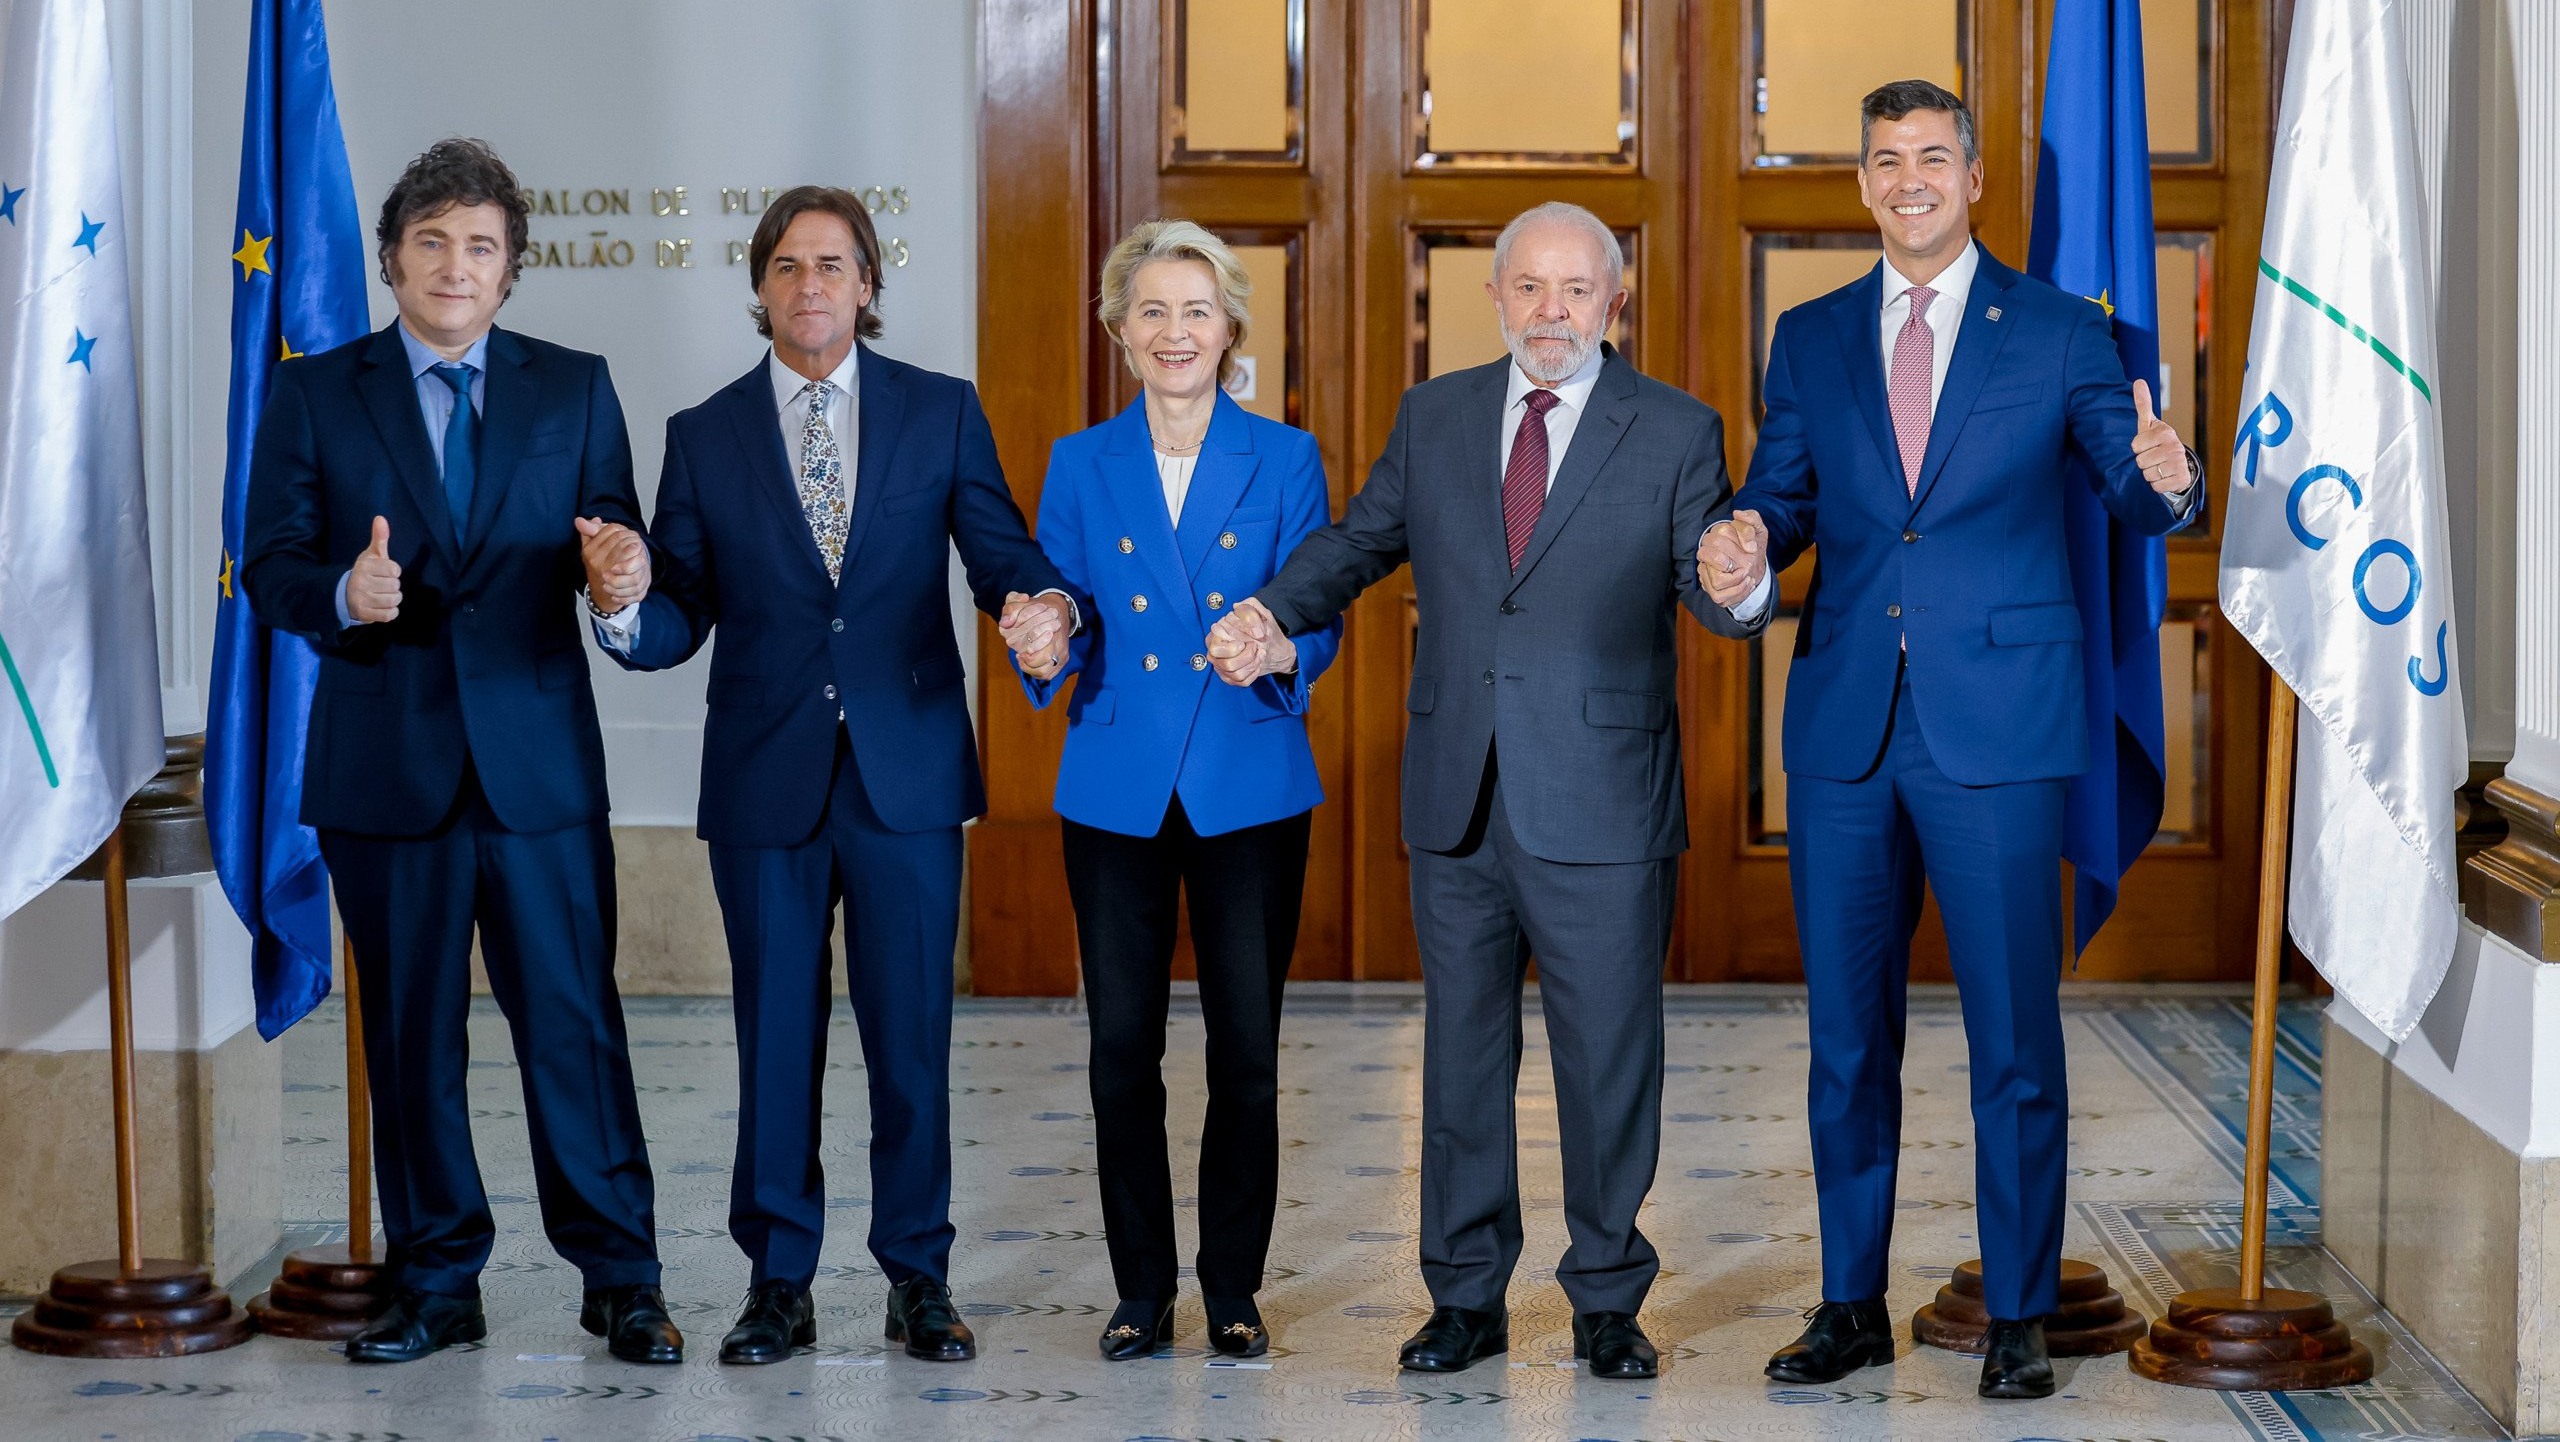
left=1219, top=237, right=1299, bottom=424
left=2155, top=232, right=2211, bottom=511
left=1171, top=0, right=1302, bottom=162
left=1414, top=231, right=1636, bottom=382
left=2143, top=0, right=2213, bottom=162
left=1749, top=610, right=1798, bottom=845
left=1417, top=0, right=1637, bottom=168
left=2156, top=605, right=2214, bottom=846
left=1755, top=0, right=1965, bottom=166
left=1752, top=234, right=1882, bottom=409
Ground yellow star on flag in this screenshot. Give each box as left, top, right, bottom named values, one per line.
left=232, top=229, right=273, bottom=281
left=217, top=550, right=233, bottom=600
left=278, top=335, right=302, bottom=362
left=2089, top=288, right=2115, bottom=318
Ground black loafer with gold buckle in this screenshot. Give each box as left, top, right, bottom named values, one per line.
left=1205, top=1294, right=1268, bottom=1358
left=1099, top=1297, right=1176, bottom=1361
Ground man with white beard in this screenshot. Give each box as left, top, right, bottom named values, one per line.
left=1207, top=202, right=1765, bottom=1379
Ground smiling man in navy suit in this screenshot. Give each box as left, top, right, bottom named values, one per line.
left=241, top=139, right=676, bottom=1366
left=1698, top=82, right=2202, bottom=1399
left=592, top=186, right=1076, bottom=1366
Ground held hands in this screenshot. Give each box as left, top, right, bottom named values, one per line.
left=1206, top=597, right=1295, bottom=686
left=1697, top=509, right=1769, bottom=608
left=2131, top=380, right=2192, bottom=497
left=1000, top=591, right=1073, bottom=681
left=574, top=516, right=650, bottom=612
left=346, top=515, right=403, bottom=624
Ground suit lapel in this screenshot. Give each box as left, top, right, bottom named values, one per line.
left=1828, top=265, right=1902, bottom=487
left=1099, top=401, right=1191, bottom=612
left=459, top=328, right=536, bottom=570
left=1506, top=349, right=1636, bottom=593
left=1173, top=393, right=1259, bottom=581
left=1907, top=250, right=2021, bottom=517
left=1461, top=360, right=1511, bottom=573
left=721, top=358, right=832, bottom=584
left=835, top=344, right=904, bottom=589
left=353, top=324, right=461, bottom=564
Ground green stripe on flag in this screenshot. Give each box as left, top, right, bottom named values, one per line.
left=0, top=629, right=59, bottom=789
left=2258, top=256, right=2434, bottom=403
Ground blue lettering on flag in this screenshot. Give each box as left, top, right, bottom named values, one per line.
left=2286, top=463, right=2361, bottom=549
left=2235, top=392, right=2293, bottom=485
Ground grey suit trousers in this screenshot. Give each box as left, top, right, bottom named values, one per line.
left=1411, top=769, right=1674, bottom=1316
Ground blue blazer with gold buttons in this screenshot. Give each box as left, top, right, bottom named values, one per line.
left=1018, top=392, right=1340, bottom=838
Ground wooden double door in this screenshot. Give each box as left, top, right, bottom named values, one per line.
left=972, top=0, right=2282, bottom=994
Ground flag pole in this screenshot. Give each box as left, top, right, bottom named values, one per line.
left=2132, top=679, right=2374, bottom=1389
left=249, top=921, right=391, bottom=1338
left=10, top=824, right=252, bottom=1357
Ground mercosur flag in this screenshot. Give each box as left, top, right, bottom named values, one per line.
left=0, top=0, right=164, bottom=919
left=2219, top=0, right=2464, bottom=1041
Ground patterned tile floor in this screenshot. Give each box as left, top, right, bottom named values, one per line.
left=0, top=984, right=2509, bottom=1441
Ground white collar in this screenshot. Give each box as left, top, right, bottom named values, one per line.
left=1503, top=342, right=1607, bottom=413
left=1879, top=239, right=1981, bottom=310
left=770, top=346, right=860, bottom=412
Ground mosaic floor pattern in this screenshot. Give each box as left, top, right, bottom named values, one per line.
left=0, top=984, right=2509, bottom=1441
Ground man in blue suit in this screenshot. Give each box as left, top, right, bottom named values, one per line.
left=593, top=186, right=1076, bottom=1366
left=1699, top=83, right=2201, bottom=1399
left=241, top=139, right=677, bottom=1365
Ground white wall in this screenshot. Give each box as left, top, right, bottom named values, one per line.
left=177, top=0, right=982, bottom=825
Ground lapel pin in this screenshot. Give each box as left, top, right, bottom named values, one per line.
left=1986, top=306, right=2003, bottom=322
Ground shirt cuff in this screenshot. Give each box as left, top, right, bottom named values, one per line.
left=1036, top=588, right=1082, bottom=636
left=2168, top=446, right=2204, bottom=519
left=336, top=569, right=364, bottom=629
left=591, top=596, right=642, bottom=654
left=1727, top=567, right=1777, bottom=624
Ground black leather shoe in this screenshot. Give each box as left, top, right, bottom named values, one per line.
left=1573, top=1310, right=1658, bottom=1379
left=344, top=1288, right=487, bottom=1364
left=1098, top=1297, right=1175, bottom=1360
left=1397, top=1305, right=1508, bottom=1372
left=885, top=1277, right=977, bottom=1362
left=1765, top=1299, right=1895, bottom=1384
left=718, top=1279, right=815, bottom=1365
left=578, top=1283, right=682, bottom=1364
left=1205, top=1294, right=1267, bottom=1358
left=1978, top=1316, right=2055, bottom=1399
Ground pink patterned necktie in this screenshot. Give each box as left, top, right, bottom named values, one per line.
left=1887, top=285, right=1937, bottom=496
left=1501, top=387, right=1561, bottom=569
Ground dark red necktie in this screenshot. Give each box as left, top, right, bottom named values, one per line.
left=1502, top=388, right=1562, bottom=569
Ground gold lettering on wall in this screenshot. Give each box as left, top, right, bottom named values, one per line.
left=521, top=183, right=919, bottom=275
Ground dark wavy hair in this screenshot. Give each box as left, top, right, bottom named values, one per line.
left=376, top=138, right=531, bottom=293
left=747, top=186, right=885, bottom=340
left=1859, top=79, right=1979, bottom=167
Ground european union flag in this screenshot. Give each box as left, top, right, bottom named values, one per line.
left=204, top=0, right=369, bottom=1039
left=2029, top=0, right=2169, bottom=954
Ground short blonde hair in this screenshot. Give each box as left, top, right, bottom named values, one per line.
left=1096, top=219, right=1252, bottom=388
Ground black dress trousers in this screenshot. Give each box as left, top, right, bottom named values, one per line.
left=1062, top=797, right=1312, bottom=1304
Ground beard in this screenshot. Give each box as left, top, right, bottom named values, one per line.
left=1502, top=316, right=1600, bottom=384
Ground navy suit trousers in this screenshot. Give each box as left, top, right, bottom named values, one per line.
left=711, top=733, right=962, bottom=1289
left=1787, top=665, right=2070, bottom=1321
left=321, top=773, right=661, bottom=1298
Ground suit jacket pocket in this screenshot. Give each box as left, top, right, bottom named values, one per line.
left=523, top=427, right=575, bottom=458
left=1987, top=602, right=2082, bottom=646
left=912, top=653, right=965, bottom=690
left=710, top=678, right=765, bottom=709
left=1584, top=688, right=1670, bottom=731
left=1073, top=688, right=1116, bottom=725
left=883, top=484, right=941, bottom=515
left=319, top=657, right=385, bottom=695
left=1971, top=383, right=2045, bottom=414
left=1586, top=481, right=1669, bottom=506
left=1406, top=676, right=1438, bottom=715
left=536, top=647, right=586, bottom=692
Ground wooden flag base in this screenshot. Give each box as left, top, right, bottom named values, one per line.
left=2130, top=1286, right=2375, bottom=1390
left=247, top=1243, right=394, bottom=1340
left=1911, top=1257, right=2148, bottom=1356
left=9, top=1259, right=251, bottom=1358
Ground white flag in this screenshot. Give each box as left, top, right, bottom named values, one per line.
left=0, top=0, right=163, bottom=919
left=2218, top=0, right=2465, bottom=1041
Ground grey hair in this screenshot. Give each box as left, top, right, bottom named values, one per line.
left=1096, top=218, right=1253, bottom=388
left=1859, top=78, right=1979, bottom=167
left=1490, top=202, right=1623, bottom=291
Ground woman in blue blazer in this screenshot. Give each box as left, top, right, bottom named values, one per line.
left=1013, top=221, right=1339, bottom=1361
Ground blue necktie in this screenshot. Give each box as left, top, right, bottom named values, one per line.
left=433, top=362, right=478, bottom=540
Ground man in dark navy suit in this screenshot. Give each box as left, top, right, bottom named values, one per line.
left=241, top=139, right=678, bottom=1365
left=1699, top=82, right=2202, bottom=1399
left=593, top=186, right=1075, bottom=1365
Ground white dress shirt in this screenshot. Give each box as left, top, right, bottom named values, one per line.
left=1725, top=239, right=2190, bottom=623
left=1499, top=343, right=1607, bottom=492
left=1155, top=449, right=1198, bottom=525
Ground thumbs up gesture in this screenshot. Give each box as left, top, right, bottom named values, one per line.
left=346, top=515, right=403, bottom=623
left=574, top=516, right=650, bottom=612
left=2130, top=380, right=2191, bottom=496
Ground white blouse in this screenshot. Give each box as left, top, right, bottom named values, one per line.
left=1155, top=449, right=1198, bottom=525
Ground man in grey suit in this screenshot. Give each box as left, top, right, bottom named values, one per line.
left=1207, top=201, right=1764, bottom=1379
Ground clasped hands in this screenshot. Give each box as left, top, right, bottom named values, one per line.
left=574, top=516, right=650, bottom=613
left=1000, top=591, right=1076, bottom=680
left=1206, top=598, right=1295, bottom=686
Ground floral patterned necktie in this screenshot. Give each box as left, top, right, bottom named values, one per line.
left=797, top=379, right=848, bottom=582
